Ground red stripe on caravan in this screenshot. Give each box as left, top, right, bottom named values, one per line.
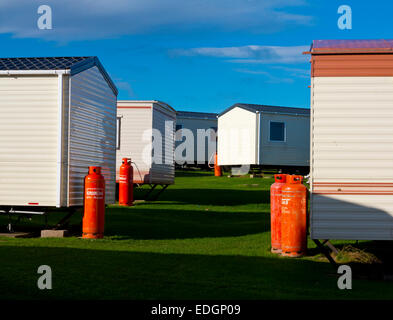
left=28, top=202, right=39, bottom=205
left=313, top=182, right=393, bottom=195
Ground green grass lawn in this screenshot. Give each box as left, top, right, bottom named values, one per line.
left=0, top=170, right=392, bottom=300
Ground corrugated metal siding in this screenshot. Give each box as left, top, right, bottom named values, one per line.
left=0, top=75, right=59, bottom=206
left=312, top=77, right=393, bottom=181
left=217, top=107, right=256, bottom=166
left=69, top=66, right=117, bottom=206
left=175, top=117, right=217, bottom=164
left=311, top=76, right=393, bottom=240
left=311, top=194, right=393, bottom=240
left=260, top=113, right=310, bottom=167
left=116, top=105, right=153, bottom=184
left=151, top=105, right=175, bottom=184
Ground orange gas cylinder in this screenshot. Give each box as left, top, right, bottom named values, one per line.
left=281, top=175, right=307, bottom=257
left=270, top=174, right=288, bottom=253
left=214, top=153, right=222, bottom=177
left=119, top=158, right=134, bottom=206
left=82, top=166, right=105, bottom=239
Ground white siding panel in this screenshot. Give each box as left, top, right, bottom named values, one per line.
left=218, top=107, right=256, bottom=166
left=116, top=106, right=153, bottom=184
left=0, top=75, right=59, bottom=206
left=69, top=67, right=117, bottom=206
left=311, top=76, right=393, bottom=240
left=312, top=77, right=393, bottom=182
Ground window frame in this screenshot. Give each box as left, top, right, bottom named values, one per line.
left=116, top=117, right=121, bottom=150
left=268, top=120, right=286, bottom=143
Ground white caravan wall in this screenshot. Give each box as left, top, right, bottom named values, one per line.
left=69, top=66, right=117, bottom=206
left=313, top=77, right=393, bottom=182
left=116, top=104, right=153, bottom=183
left=0, top=75, right=59, bottom=206
left=311, top=76, right=393, bottom=240
left=218, top=107, right=256, bottom=166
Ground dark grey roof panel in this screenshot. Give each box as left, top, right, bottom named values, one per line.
left=219, top=103, right=310, bottom=117
left=0, top=57, right=90, bottom=70
left=0, top=56, right=118, bottom=96
left=177, top=110, right=218, bottom=120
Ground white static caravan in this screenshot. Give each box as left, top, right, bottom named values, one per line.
left=116, top=101, right=176, bottom=185
left=0, top=57, right=118, bottom=208
left=217, top=104, right=310, bottom=170
left=308, top=39, right=393, bottom=241
left=175, top=111, right=218, bottom=165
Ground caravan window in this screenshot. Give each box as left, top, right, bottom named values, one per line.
left=116, top=117, right=121, bottom=150
left=269, top=121, right=285, bottom=142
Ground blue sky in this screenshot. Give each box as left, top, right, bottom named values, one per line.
left=1, top=0, right=392, bottom=113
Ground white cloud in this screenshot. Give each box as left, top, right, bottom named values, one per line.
left=172, top=45, right=309, bottom=64
left=235, top=68, right=295, bottom=83
left=115, top=80, right=135, bottom=98
left=0, top=0, right=313, bottom=41
left=270, top=65, right=310, bottom=78
left=234, top=69, right=271, bottom=75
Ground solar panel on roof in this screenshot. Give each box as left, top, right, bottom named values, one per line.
left=0, top=57, right=92, bottom=70
left=0, top=56, right=118, bottom=96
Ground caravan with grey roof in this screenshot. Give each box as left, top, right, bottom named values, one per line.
left=217, top=103, right=310, bottom=172
left=0, top=57, right=118, bottom=208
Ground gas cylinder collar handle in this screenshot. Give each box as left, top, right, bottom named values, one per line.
left=122, top=157, right=130, bottom=165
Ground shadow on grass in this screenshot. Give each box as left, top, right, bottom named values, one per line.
left=0, top=208, right=85, bottom=234
left=2, top=245, right=391, bottom=300
left=307, top=240, right=393, bottom=279
left=134, top=189, right=270, bottom=206
left=105, top=207, right=269, bottom=240
left=353, top=241, right=393, bottom=264
left=0, top=206, right=269, bottom=240
left=333, top=241, right=393, bottom=278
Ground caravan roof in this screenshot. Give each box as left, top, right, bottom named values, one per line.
left=0, top=56, right=117, bottom=95
left=219, top=103, right=310, bottom=117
